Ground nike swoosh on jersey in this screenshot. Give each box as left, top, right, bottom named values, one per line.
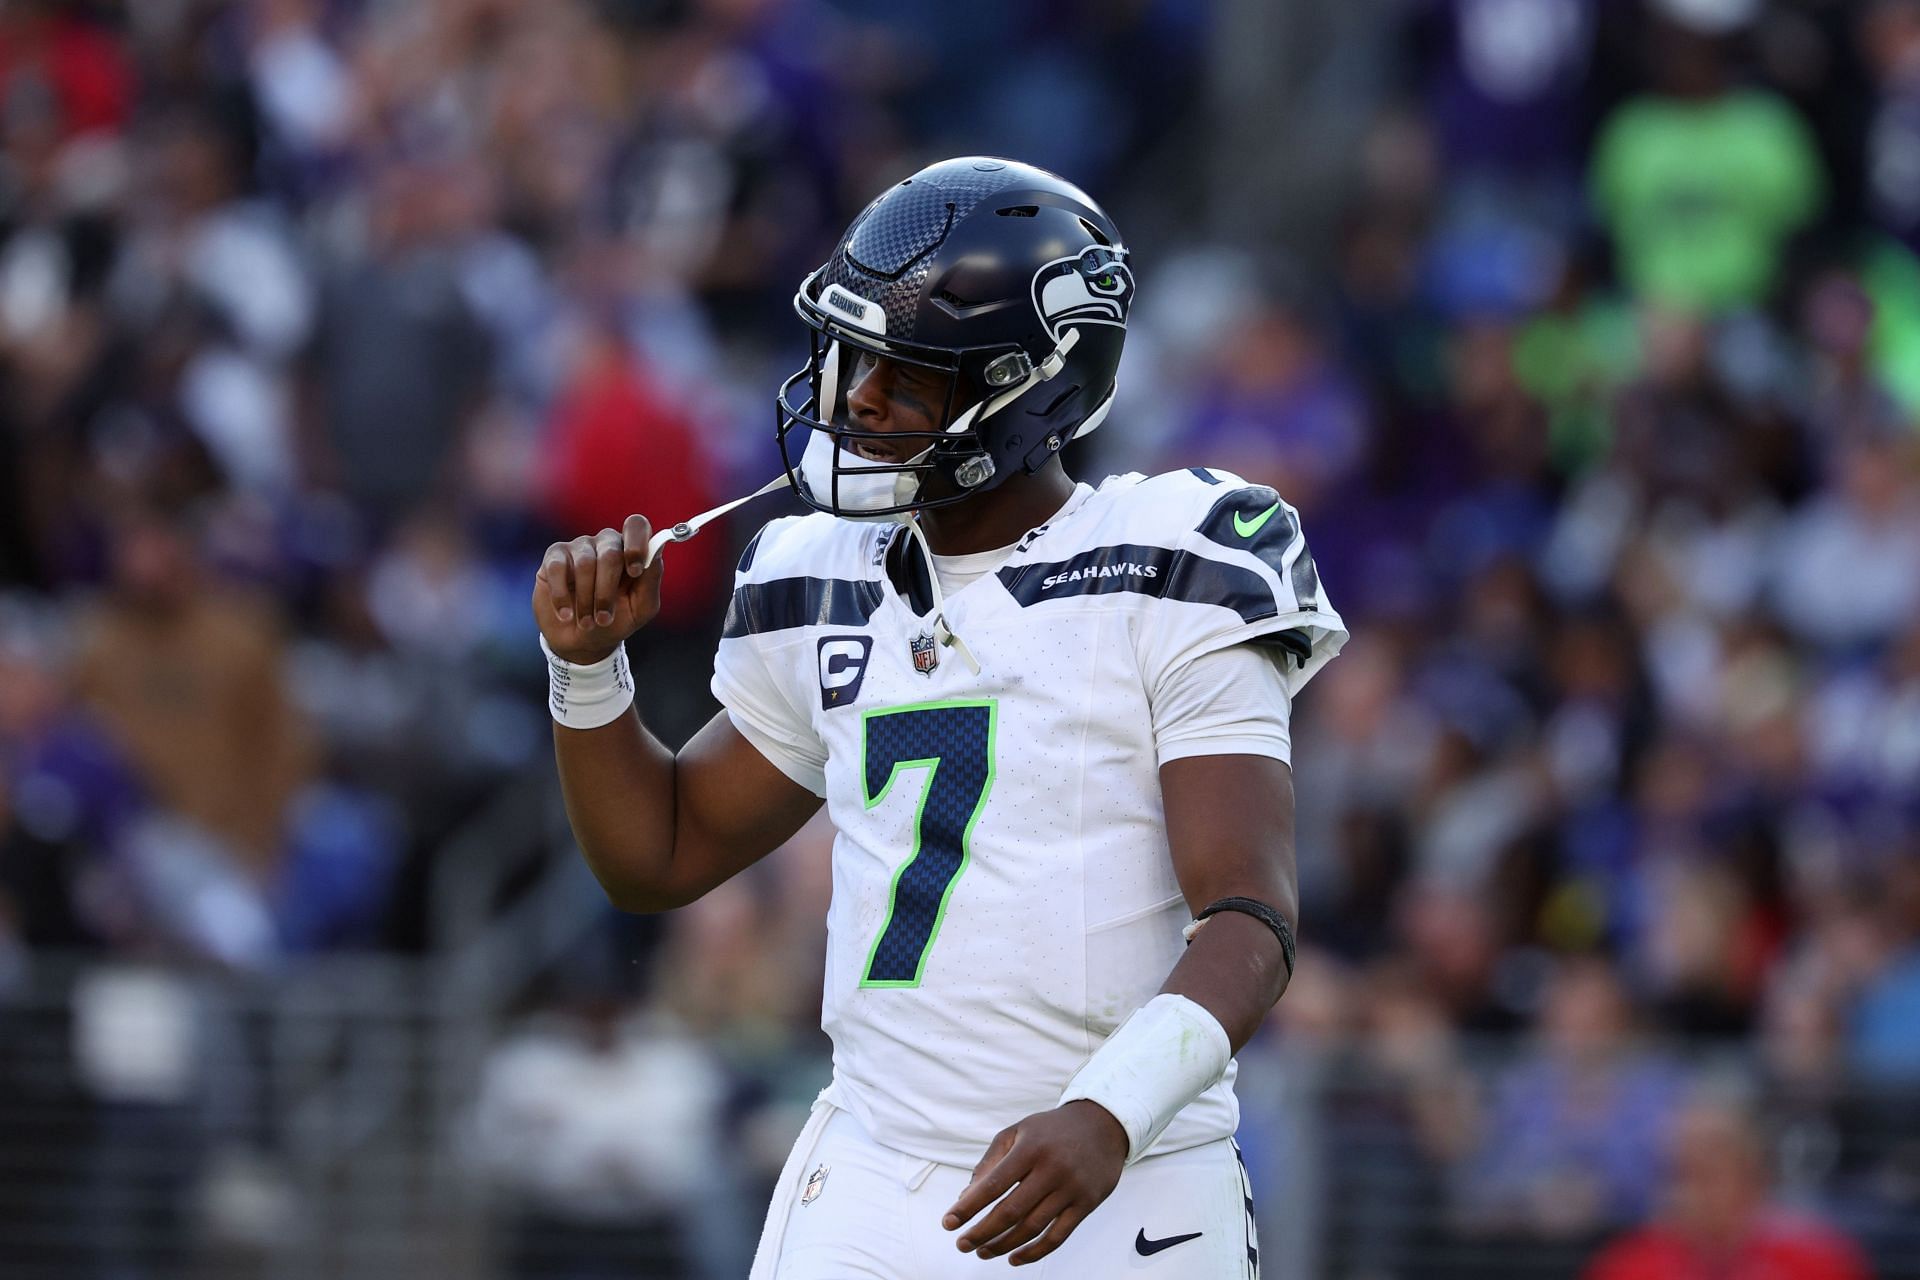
left=1233, top=501, right=1281, bottom=538
left=1135, top=1229, right=1204, bottom=1256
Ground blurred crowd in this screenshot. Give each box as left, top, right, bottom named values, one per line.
left=3, top=0, right=1920, bottom=1275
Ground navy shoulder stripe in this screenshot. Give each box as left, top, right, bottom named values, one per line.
left=722, top=576, right=885, bottom=639
left=998, top=542, right=1276, bottom=623
left=735, top=527, right=766, bottom=574
left=1189, top=466, right=1222, bottom=485
left=1195, top=485, right=1322, bottom=613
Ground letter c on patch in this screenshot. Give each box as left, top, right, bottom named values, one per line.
left=817, top=636, right=873, bottom=709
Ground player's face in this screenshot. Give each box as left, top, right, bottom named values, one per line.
left=844, top=352, right=957, bottom=461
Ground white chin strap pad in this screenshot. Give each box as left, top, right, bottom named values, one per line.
left=797, top=430, right=925, bottom=521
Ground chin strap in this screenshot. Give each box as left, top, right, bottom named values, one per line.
left=645, top=473, right=793, bottom=563
left=640, top=472, right=982, bottom=676
left=901, top=518, right=982, bottom=675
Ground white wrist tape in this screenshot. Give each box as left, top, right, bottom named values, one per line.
left=1057, top=993, right=1232, bottom=1164
left=540, top=635, right=634, bottom=729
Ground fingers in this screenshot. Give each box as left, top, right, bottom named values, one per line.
left=966, top=1187, right=1069, bottom=1262
left=591, top=529, right=623, bottom=626
left=1005, top=1203, right=1089, bottom=1267
left=942, top=1109, right=1121, bottom=1265
left=944, top=1128, right=1020, bottom=1232
left=538, top=542, right=576, bottom=624
left=568, top=535, right=597, bottom=626
left=621, top=513, right=653, bottom=578
left=533, top=518, right=665, bottom=649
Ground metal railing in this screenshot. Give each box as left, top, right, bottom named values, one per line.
left=6, top=953, right=1920, bottom=1280
left=0, top=957, right=467, bottom=1280
left=8, top=765, right=1919, bottom=1280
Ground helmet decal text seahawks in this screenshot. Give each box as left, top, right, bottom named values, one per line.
left=1031, top=245, right=1134, bottom=341
left=820, top=282, right=884, bottom=334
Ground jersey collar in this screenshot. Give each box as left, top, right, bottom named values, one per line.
left=882, top=481, right=1095, bottom=617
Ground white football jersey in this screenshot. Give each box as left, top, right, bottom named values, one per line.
left=711, top=468, right=1347, bottom=1168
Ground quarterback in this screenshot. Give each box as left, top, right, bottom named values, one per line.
left=532, top=158, right=1346, bottom=1276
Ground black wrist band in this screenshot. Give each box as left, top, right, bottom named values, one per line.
left=1192, top=896, right=1296, bottom=978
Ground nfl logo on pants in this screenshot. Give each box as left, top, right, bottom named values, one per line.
left=910, top=632, right=939, bottom=675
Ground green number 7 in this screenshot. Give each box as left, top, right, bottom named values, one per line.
left=859, top=699, right=997, bottom=987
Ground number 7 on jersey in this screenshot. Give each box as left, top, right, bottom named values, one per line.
left=859, top=699, right=997, bottom=987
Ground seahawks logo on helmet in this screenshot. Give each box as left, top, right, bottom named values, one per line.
left=1032, top=245, right=1134, bottom=341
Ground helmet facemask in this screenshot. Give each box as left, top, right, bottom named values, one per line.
left=776, top=324, right=974, bottom=521
left=776, top=276, right=1092, bottom=521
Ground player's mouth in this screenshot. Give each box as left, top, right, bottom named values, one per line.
left=851, top=440, right=901, bottom=464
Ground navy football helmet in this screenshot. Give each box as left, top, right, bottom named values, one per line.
left=777, top=157, right=1133, bottom=518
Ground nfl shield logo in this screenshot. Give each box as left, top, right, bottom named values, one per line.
left=910, top=631, right=939, bottom=676
left=801, top=1162, right=829, bottom=1207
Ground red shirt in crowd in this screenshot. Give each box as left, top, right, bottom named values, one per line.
left=1585, top=1213, right=1871, bottom=1280
left=540, top=341, right=724, bottom=628
left=0, top=10, right=131, bottom=137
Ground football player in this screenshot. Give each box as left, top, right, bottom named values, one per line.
left=532, top=157, right=1346, bottom=1277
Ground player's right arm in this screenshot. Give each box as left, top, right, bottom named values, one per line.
left=533, top=515, right=823, bottom=913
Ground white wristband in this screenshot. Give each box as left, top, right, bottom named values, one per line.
left=1057, top=993, right=1232, bottom=1164
left=540, top=635, right=635, bottom=729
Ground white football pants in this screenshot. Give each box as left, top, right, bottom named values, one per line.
left=750, top=1099, right=1259, bottom=1279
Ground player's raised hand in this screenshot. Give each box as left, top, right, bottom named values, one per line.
left=532, top=515, right=665, bottom=664
left=942, top=1100, right=1128, bottom=1265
